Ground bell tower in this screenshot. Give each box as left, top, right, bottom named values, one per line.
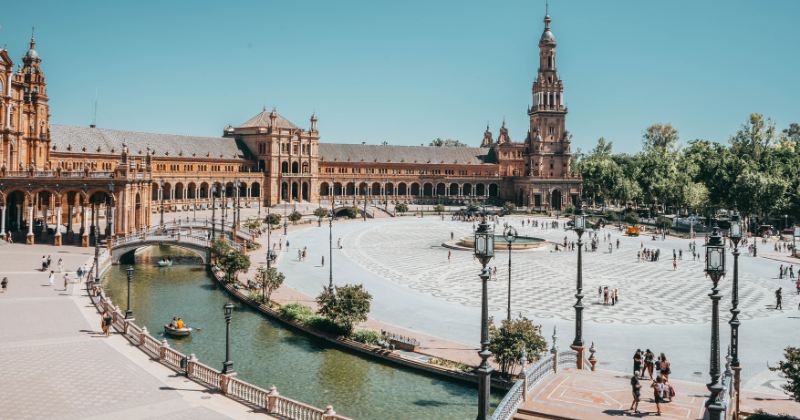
left=527, top=6, right=570, bottom=178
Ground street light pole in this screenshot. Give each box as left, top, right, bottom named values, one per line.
left=703, top=224, right=726, bottom=420
left=159, top=180, right=165, bottom=229
left=473, top=206, right=495, bottom=420
left=505, top=226, right=517, bottom=321
left=570, top=201, right=587, bottom=365
left=125, top=265, right=134, bottom=319
left=728, top=211, right=743, bottom=416
left=222, top=301, right=234, bottom=374
left=211, top=185, right=217, bottom=242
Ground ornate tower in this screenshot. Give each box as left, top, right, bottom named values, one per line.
left=20, top=29, right=51, bottom=170
left=527, top=8, right=570, bottom=178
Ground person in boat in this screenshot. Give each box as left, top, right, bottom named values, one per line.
left=169, top=317, right=178, bottom=329
left=176, top=318, right=184, bottom=329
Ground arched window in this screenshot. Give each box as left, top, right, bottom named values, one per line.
left=548, top=56, right=552, bottom=67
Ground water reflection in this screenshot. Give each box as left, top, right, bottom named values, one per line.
left=102, top=245, right=501, bottom=420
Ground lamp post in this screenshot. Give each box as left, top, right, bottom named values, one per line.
left=504, top=226, right=517, bottom=321
left=108, top=182, right=115, bottom=242
left=94, top=196, right=104, bottom=284
left=362, top=186, right=367, bottom=222
left=222, top=301, right=234, bottom=374
left=283, top=201, right=288, bottom=235
left=728, top=211, right=743, bottom=415
left=222, top=184, right=228, bottom=238
left=211, top=185, right=217, bottom=241
left=569, top=201, right=587, bottom=363
left=266, top=206, right=272, bottom=270
left=125, top=265, right=134, bottom=319
left=329, top=212, right=334, bottom=293
left=703, top=224, right=726, bottom=420
left=473, top=207, right=495, bottom=420
left=752, top=205, right=758, bottom=257
left=159, top=180, right=165, bottom=229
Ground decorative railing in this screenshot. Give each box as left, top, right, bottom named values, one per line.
left=491, top=376, right=525, bottom=420
left=62, top=171, right=85, bottom=178
left=34, top=170, right=56, bottom=177
left=557, top=350, right=578, bottom=370
left=491, top=354, right=557, bottom=420
left=87, top=284, right=351, bottom=420
left=89, top=171, right=114, bottom=178
left=5, top=171, right=27, bottom=177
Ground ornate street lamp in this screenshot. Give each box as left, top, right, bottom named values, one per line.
left=108, top=182, right=115, bottom=242
left=211, top=185, right=217, bottom=241
left=159, top=180, right=165, bottom=229
left=570, top=201, right=587, bottom=353
left=125, top=265, right=134, bottom=319
left=752, top=205, right=758, bottom=257
left=473, top=208, right=494, bottom=420
left=504, top=226, right=517, bottom=321
left=328, top=211, right=335, bottom=293
left=94, top=196, right=105, bottom=284
left=222, top=301, right=235, bottom=374
left=728, top=211, right=743, bottom=415
left=703, top=224, right=726, bottom=420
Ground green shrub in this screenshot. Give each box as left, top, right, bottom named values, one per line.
left=247, top=292, right=264, bottom=303
left=395, top=203, right=409, bottom=213
left=351, top=329, right=381, bottom=345
left=604, top=210, right=618, bottom=222
left=428, top=357, right=473, bottom=372
left=279, top=302, right=317, bottom=322
left=307, top=316, right=346, bottom=336
left=564, top=203, right=575, bottom=214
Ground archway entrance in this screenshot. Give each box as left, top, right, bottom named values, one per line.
left=552, top=190, right=562, bottom=210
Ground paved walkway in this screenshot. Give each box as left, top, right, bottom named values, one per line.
left=0, top=240, right=275, bottom=420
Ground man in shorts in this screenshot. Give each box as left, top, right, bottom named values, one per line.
left=629, top=371, right=642, bottom=414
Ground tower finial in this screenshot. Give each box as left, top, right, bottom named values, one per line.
left=30, top=27, right=35, bottom=48
left=546, top=0, right=549, bottom=16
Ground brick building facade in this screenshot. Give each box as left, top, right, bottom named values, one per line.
left=0, top=13, right=581, bottom=245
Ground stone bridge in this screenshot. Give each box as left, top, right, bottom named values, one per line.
left=110, top=231, right=244, bottom=264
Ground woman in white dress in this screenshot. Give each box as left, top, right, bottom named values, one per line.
left=597, top=286, right=603, bottom=303
left=48, top=271, right=55, bottom=288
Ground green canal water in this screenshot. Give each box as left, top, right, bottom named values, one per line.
left=101, top=245, right=501, bottom=420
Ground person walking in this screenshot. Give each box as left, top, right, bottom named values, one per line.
left=791, top=265, right=795, bottom=279
left=651, top=376, right=665, bottom=416
left=659, top=354, right=671, bottom=382
left=42, top=256, right=47, bottom=271
left=77, top=267, right=83, bottom=282
left=102, top=311, right=112, bottom=337
left=780, top=265, right=784, bottom=279
left=673, top=257, right=677, bottom=271
left=633, top=350, right=643, bottom=377
left=448, top=251, right=451, bottom=263
left=776, top=288, right=783, bottom=310
left=47, top=255, right=52, bottom=269
left=615, top=288, right=619, bottom=305
left=598, top=286, right=603, bottom=303
left=1, top=276, right=7, bottom=293
left=603, top=287, right=609, bottom=305
left=48, top=271, right=55, bottom=288
left=63, top=273, right=70, bottom=290
left=321, top=256, right=325, bottom=267
left=629, top=371, right=642, bottom=414
left=644, top=350, right=655, bottom=380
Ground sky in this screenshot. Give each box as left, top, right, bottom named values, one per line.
left=2, top=0, right=798, bottom=154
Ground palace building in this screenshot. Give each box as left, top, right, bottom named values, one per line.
left=0, top=12, right=581, bottom=245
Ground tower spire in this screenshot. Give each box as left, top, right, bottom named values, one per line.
left=30, top=27, right=35, bottom=49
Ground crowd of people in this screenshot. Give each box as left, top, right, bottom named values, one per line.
left=630, top=350, right=674, bottom=416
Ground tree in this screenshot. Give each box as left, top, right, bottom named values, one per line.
left=265, top=213, right=281, bottom=226
left=256, top=266, right=285, bottom=301
left=314, top=207, right=329, bottom=218
left=768, top=346, right=800, bottom=402
left=564, top=203, right=575, bottom=214
left=488, top=316, right=547, bottom=375
left=395, top=203, right=408, bottom=213
left=289, top=210, right=302, bottom=224
left=502, top=202, right=517, bottom=215
left=729, top=113, right=777, bottom=163
left=316, top=284, right=373, bottom=336
left=243, top=217, right=261, bottom=231
left=655, top=216, right=673, bottom=229
left=211, top=238, right=231, bottom=263
left=347, top=206, right=361, bottom=219
left=624, top=211, right=640, bottom=227
left=429, top=138, right=467, bottom=147
left=604, top=210, right=618, bottom=222
left=433, top=203, right=445, bottom=214
left=380, top=141, right=389, bottom=146
left=220, top=251, right=250, bottom=282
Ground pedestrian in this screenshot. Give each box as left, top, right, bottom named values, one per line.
left=47, top=255, right=52, bottom=269
left=48, top=271, right=55, bottom=288
left=659, top=353, right=671, bottom=382
left=102, top=311, right=112, bottom=337
left=302, top=249, right=306, bottom=261
left=780, top=265, right=784, bottom=279
left=451, top=232, right=454, bottom=240
left=1, top=276, right=7, bottom=292
left=598, top=286, right=603, bottom=303
left=612, top=288, right=616, bottom=306
left=42, top=255, right=47, bottom=271
left=77, top=267, right=83, bottom=282
left=644, top=349, right=655, bottom=380
left=776, top=288, right=783, bottom=310
left=615, top=288, right=619, bottom=304
left=63, top=273, right=70, bottom=290
left=298, top=250, right=302, bottom=261
left=796, top=279, right=800, bottom=295
left=321, top=256, right=325, bottom=267
left=673, top=257, right=677, bottom=271
left=791, top=265, right=795, bottom=279
left=679, top=249, right=682, bottom=260
left=633, top=350, right=643, bottom=376
left=448, top=251, right=451, bottom=263
left=629, top=371, right=642, bottom=414
left=58, top=258, right=64, bottom=273
left=651, top=376, right=665, bottom=416
left=493, top=267, right=498, bottom=281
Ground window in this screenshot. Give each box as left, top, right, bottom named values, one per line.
left=549, top=126, right=554, bottom=134
left=548, top=57, right=552, bottom=67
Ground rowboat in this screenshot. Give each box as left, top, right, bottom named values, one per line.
left=164, top=325, right=192, bottom=336
left=158, top=260, right=173, bottom=267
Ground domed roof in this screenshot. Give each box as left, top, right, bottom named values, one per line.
left=25, top=48, right=39, bottom=60
left=540, top=30, right=554, bottom=42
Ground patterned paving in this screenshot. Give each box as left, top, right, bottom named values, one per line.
left=339, top=219, right=788, bottom=325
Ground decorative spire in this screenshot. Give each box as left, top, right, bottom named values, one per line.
left=540, top=2, right=555, bottom=43
left=30, top=27, right=35, bottom=49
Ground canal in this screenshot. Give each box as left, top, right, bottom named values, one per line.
left=101, top=245, right=502, bottom=420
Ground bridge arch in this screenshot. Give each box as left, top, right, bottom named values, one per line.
left=112, top=242, right=210, bottom=265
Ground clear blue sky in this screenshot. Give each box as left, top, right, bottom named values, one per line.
left=2, top=0, right=798, bottom=153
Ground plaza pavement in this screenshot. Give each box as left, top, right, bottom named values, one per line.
left=0, top=239, right=277, bottom=419
left=275, top=215, right=800, bottom=403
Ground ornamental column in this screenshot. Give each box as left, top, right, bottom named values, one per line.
left=0, top=206, right=6, bottom=238
left=27, top=202, right=34, bottom=245
left=41, top=205, right=49, bottom=241
left=67, top=205, right=74, bottom=242
left=53, top=201, right=62, bottom=246
left=81, top=204, right=89, bottom=247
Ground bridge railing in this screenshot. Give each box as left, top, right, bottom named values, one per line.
left=86, top=284, right=351, bottom=420
left=112, top=231, right=245, bottom=256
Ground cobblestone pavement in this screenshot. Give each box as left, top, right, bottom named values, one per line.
left=0, top=240, right=271, bottom=420
left=339, top=219, right=793, bottom=326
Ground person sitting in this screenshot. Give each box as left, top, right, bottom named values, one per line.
left=169, top=317, right=177, bottom=329
left=176, top=318, right=184, bottom=329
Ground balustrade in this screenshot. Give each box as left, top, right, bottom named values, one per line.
left=188, top=360, right=222, bottom=388
left=5, top=171, right=27, bottom=177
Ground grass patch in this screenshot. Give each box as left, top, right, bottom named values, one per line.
left=278, top=302, right=345, bottom=336
left=428, top=357, right=473, bottom=372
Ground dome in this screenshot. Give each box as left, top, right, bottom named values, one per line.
left=540, top=30, right=554, bottom=42
left=534, top=133, right=542, bottom=141
left=25, top=48, right=39, bottom=60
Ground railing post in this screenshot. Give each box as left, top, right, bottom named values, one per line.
left=323, top=405, right=337, bottom=420
left=187, top=353, right=197, bottom=377
left=267, top=385, right=279, bottom=413
left=159, top=338, right=170, bottom=361
left=553, top=351, right=559, bottom=373
left=139, top=326, right=149, bottom=347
